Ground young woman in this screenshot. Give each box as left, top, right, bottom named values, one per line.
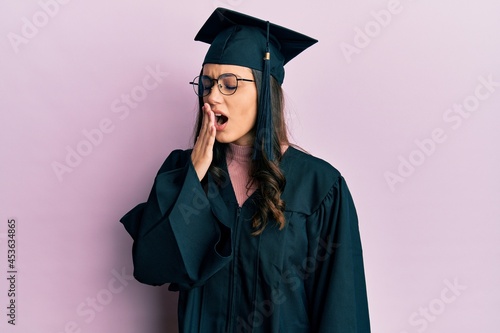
left=121, top=7, right=371, bottom=333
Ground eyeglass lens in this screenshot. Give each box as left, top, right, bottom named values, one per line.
left=193, top=74, right=239, bottom=97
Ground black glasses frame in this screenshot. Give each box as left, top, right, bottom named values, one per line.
left=189, top=73, right=255, bottom=97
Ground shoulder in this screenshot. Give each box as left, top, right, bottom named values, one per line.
left=281, top=147, right=343, bottom=214
left=283, top=146, right=341, bottom=180
left=157, top=149, right=193, bottom=174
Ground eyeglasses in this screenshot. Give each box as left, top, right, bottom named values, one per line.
left=189, top=73, right=255, bottom=97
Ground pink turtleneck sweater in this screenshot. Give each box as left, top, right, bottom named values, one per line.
left=226, top=143, right=257, bottom=207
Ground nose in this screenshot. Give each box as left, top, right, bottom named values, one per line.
left=204, top=83, right=223, bottom=105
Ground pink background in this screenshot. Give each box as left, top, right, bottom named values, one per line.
left=1, top=0, right=499, bottom=332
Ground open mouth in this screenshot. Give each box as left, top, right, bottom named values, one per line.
left=215, top=114, right=228, bottom=125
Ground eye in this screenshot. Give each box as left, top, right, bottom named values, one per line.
left=200, top=76, right=213, bottom=86
left=200, top=76, right=214, bottom=93
left=220, top=74, right=238, bottom=91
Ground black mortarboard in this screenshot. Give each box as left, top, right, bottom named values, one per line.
left=194, top=7, right=318, bottom=160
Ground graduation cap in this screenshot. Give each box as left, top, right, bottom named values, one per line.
left=194, top=7, right=318, bottom=160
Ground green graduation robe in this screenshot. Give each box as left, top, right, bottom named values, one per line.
left=120, top=147, right=370, bottom=332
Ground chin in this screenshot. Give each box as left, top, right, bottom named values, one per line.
left=215, top=135, right=233, bottom=144
left=215, top=132, right=237, bottom=143
left=216, top=129, right=256, bottom=145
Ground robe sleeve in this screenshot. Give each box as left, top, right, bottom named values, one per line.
left=306, top=176, right=370, bottom=332
left=120, top=149, right=232, bottom=288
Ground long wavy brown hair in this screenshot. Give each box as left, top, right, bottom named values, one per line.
left=192, top=68, right=288, bottom=235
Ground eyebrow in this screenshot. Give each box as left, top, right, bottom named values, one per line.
left=201, top=73, right=245, bottom=79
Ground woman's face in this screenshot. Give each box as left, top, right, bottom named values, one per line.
left=202, top=64, right=258, bottom=146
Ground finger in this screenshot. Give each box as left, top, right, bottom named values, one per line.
left=197, top=104, right=210, bottom=145
left=205, top=103, right=216, bottom=142
left=200, top=104, right=210, bottom=134
left=206, top=104, right=215, bottom=130
left=204, top=103, right=213, bottom=124
left=203, top=104, right=215, bottom=138
left=196, top=104, right=214, bottom=151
